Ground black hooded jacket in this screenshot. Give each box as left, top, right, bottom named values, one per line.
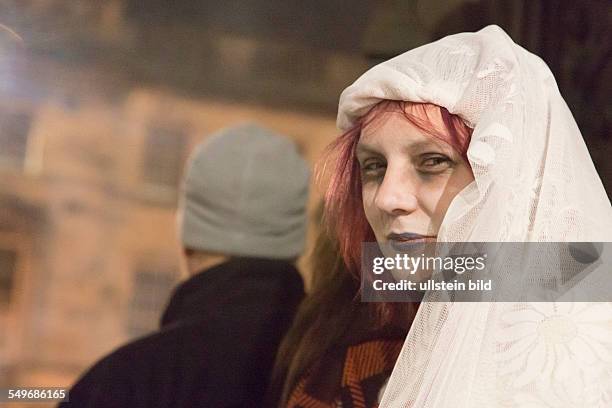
left=59, top=258, right=304, bottom=408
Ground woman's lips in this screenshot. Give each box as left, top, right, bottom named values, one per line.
left=387, top=232, right=437, bottom=242
left=387, top=233, right=437, bottom=251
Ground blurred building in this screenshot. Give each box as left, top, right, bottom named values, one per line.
left=0, top=1, right=347, bottom=396
left=0, top=0, right=609, bottom=402
left=0, top=79, right=339, bottom=393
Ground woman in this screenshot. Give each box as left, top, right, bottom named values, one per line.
left=273, top=70, right=477, bottom=408
left=324, top=25, right=612, bottom=407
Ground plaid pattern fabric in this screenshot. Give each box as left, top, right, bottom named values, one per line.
left=287, top=339, right=403, bottom=408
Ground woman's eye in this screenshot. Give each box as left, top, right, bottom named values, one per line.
left=420, top=155, right=452, bottom=170
left=360, top=160, right=386, bottom=174
left=364, top=162, right=382, bottom=170
left=420, top=155, right=453, bottom=173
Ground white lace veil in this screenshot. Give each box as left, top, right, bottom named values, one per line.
left=337, top=25, right=612, bottom=407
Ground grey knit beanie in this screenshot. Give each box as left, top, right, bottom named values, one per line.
left=178, top=123, right=310, bottom=259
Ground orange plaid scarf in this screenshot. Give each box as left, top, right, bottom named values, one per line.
left=286, top=338, right=403, bottom=408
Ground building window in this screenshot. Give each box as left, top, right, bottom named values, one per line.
left=127, top=268, right=176, bottom=338
left=0, top=110, right=32, bottom=170
left=0, top=249, right=17, bottom=309
left=141, top=123, right=187, bottom=190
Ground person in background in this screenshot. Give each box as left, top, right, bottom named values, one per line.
left=60, top=123, right=310, bottom=408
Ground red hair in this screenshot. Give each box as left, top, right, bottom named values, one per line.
left=322, top=100, right=473, bottom=281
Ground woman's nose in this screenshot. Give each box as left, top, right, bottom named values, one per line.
left=374, top=167, right=419, bottom=215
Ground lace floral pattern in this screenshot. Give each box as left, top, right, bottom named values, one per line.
left=496, top=303, right=612, bottom=406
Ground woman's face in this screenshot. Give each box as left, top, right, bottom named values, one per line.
left=356, top=111, right=474, bottom=249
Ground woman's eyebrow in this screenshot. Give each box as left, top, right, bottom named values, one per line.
left=355, top=143, right=380, bottom=155
left=356, top=138, right=454, bottom=155
left=407, top=139, right=453, bottom=154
